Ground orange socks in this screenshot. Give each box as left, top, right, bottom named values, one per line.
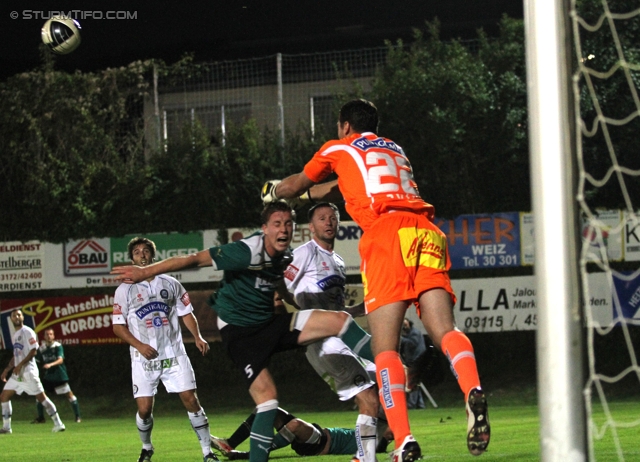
left=376, top=350, right=411, bottom=447
left=441, top=330, right=481, bottom=398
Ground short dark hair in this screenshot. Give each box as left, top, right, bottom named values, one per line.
left=261, top=201, right=294, bottom=225
left=339, top=99, right=379, bottom=133
left=307, top=202, right=340, bottom=222
left=127, top=237, right=157, bottom=261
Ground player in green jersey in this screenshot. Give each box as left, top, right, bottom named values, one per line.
left=111, top=202, right=373, bottom=462
left=32, top=328, right=81, bottom=423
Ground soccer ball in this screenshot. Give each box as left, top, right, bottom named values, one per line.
left=41, top=17, right=82, bottom=55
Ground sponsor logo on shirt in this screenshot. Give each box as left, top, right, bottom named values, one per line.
left=180, top=292, right=191, bottom=306
left=284, top=264, right=299, bottom=281
left=135, top=302, right=170, bottom=319
left=142, top=357, right=178, bottom=371
left=113, top=303, right=122, bottom=315
left=13, top=342, right=24, bottom=351
left=351, top=136, right=403, bottom=154
left=29, top=337, right=37, bottom=345
left=316, top=275, right=345, bottom=292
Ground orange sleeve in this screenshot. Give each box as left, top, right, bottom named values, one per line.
left=303, top=141, right=339, bottom=183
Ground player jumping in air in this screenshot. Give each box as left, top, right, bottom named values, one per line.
left=262, top=99, right=490, bottom=461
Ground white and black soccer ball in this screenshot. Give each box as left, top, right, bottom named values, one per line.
left=41, top=17, right=82, bottom=55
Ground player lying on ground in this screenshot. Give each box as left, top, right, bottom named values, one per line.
left=210, top=407, right=393, bottom=460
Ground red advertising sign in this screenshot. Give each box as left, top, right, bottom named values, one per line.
left=0, top=294, right=122, bottom=347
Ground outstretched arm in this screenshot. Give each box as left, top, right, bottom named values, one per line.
left=276, top=173, right=342, bottom=202
left=111, top=249, right=212, bottom=283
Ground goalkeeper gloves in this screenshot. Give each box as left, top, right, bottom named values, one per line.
left=261, top=180, right=315, bottom=209
left=261, top=179, right=282, bottom=204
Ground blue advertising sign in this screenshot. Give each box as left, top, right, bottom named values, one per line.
left=435, top=212, right=521, bottom=269
left=612, top=271, right=640, bottom=321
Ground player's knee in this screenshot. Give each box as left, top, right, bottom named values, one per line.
left=355, top=388, right=379, bottom=416
left=286, top=418, right=302, bottom=433
left=337, top=311, right=355, bottom=335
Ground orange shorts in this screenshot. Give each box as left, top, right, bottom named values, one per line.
left=360, top=212, right=456, bottom=313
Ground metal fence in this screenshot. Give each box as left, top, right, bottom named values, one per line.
left=144, top=47, right=389, bottom=151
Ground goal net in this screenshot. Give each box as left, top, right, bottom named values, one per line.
left=573, top=0, right=640, bottom=460
left=530, top=0, right=640, bottom=459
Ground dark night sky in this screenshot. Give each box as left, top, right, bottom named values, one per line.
left=1, top=0, right=523, bottom=80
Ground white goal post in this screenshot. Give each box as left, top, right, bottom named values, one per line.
left=524, top=0, right=587, bottom=460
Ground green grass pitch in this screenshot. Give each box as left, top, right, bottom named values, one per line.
left=2, top=401, right=639, bottom=461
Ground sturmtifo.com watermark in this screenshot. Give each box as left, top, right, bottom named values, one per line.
left=10, top=10, right=138, bottom=20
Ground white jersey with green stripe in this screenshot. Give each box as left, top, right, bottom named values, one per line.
left=283, top=239, right=346, bottom=311
left=209, top=232, right=292, bottom=327
left=113, top=274, right=192, bottom=361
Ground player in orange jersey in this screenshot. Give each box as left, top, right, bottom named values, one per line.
left=261, top=99, right=490, bottom=461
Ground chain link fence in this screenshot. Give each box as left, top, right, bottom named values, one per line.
left=144, top=47, right=389, bottom=151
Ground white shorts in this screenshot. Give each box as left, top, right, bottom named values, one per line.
left=3, top=370, right=45, bottom=396
left=305, top=336, right=376, bottom=401
left=54, top=383, right=71, bottom=395
left=131, top=355, right=197, bottom=398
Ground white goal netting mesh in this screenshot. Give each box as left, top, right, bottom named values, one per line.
left=572, top=0, right=640, bottom=459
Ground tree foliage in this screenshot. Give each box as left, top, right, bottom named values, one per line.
left=370, top=17, right=529, bottom=218
left=0, top=57, right=151, bottom=242
left=1, top=19, right=533, bottom=242
left=574, top=0, right=640, bottom=210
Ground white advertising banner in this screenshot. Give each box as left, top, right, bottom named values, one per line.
left=404, top=274, right=613, bottom=333
left=623, top=210, right=640, bottom=261
left=581, top=209, right=624, bottom=262
left=40, top=230, right=221, bottom=290
left=0, top=241, right=45, bottom=292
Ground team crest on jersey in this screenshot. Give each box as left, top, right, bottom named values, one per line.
left=181, top=292, right=191, bottom=306
left=284, top=264, right=299, bottom=281
left=160, top=289, right=169, bottom=299
left=353, top=374, right=366, bottom=387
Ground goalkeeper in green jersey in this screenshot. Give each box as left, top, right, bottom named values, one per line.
left=33, top=328, right=81, bottom=423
